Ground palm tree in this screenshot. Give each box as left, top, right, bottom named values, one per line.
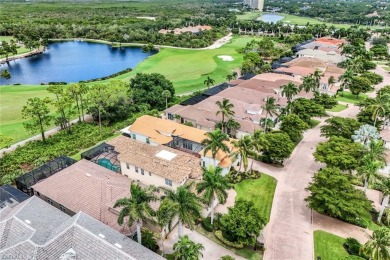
left=327, top=75, right=336, bottom=91
left=232, top=135, right=256, bottom=173
left=226, top=74, right=234, bottom=81
left=300, top=75, right=316, bottom=94
left=196, top=166, right=231, bottom=225
left=216, top=99, right=235, bottom=134
left=338, top=70, right=354, bottom=97
left=162, top=90, right=172, bottom=109
left=368, top=93, right=390, bottom=127
left=114, top=183, right=157, bottom=244
left=156, top=199, right=176, bottom=256
left=280, top=82, right=300, bottom=111
left=360, top=228, right=390, bottom=260
left=352, top=124, right=381, bottom=147
left=261, top=96, right=278, bottom=132
left=377, top=177, right=390, bottom=222
left=232, top=71, right=238, bottom=79
left=162, top=182, right=202, bottom=238
left=357, top=155, right=384, bottom=194
left=173, top=235, right=204, bottom=260
left=225, top=118, right=240, bottom=137
left=312, top=69, right=323, bottom=92
left=201, top=129, right=230, bottom=165
left=204, top=76, right=215, bottom=89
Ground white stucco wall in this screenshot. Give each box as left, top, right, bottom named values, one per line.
left=120, top=161, right=183, bottom=190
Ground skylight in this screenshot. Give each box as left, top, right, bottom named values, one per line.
left=156, top=150, right=177, bottom=161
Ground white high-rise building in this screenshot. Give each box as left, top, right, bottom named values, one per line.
left=244, top=0, right=264, bottom=11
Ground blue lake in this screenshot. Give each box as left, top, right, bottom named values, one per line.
left=258, top=13, right=285, bottom=23
left=0, top=41, right=155, bottom=85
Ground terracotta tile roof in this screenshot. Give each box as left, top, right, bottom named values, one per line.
left=381, top=129, right=390, bottom=142
left=315, top=37, right=345, bottom=45
left=275, top=66, right=318, bottom=77
left=108, top=136, right=203, bottom=183
left=325, top=66, right=345, bottom=75
left=32, top=160, right=134, bottom=233
left=129, top=115, right=207, bottom=144
left=296, top=49, right=346, bottom=64
left=252, top=73, right=301, bottom=82
left=283, top=57, right=327, bottom=68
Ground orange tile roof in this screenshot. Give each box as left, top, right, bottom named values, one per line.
left=108, top=136, right=203, bottom=182
left=315, top=37, right=345, bottom=45
left=129, top=115, right=207, bottom=145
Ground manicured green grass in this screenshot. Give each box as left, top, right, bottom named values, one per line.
left=0, top=85, right=56, bottom=142
left=235, top=174, right=277, bottom=222
left=236, top=11, right=260, bottom=20
left=335, top=91, right=368, bottom=104
left=109, top=35, right=262, bottom=94
left=327, top=104, right=348, bottom=112
left=314, top=230, right=350, bottom=260
left=196, top=227, right=263, bottom=260
left=0, top=36, right=30, bottom=58
left=310, top=119, right=321, bottom=128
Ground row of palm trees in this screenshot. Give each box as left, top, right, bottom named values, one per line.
left=114, top=166, right=231, bottom=251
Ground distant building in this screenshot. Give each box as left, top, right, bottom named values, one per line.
left=244, top=0, right=264, bottom=11
left=158, top=25, right=212, bottom=35
left=0, top=196, right=163, bottom=260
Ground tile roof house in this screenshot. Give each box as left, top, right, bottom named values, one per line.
left=117, top=116, right=236, bottom=176
left=0, top=185, right=29, bottom=209
left=296, top=48, right=346, bottom=64
left=32, top=159, right=138, bottom=235
left=0, top=196, right=164, bottom=260
left=158, top=25, right=212, bottom=34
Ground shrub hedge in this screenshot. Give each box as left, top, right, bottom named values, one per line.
left=227, top=169, right=262, bottom=184
left=214, top=230, right=244, bottom=249
left=201, top=217, right=213, bottom=232
left=343, top=237, right=362, bottom=256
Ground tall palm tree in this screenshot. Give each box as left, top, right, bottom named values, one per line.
left=312, top=69, right=323, bottom=92
left=156, top=199, right=176, bottom=256
left=300, top=75, right=316, bottom=94
left=173, top=235, right=204, bottom=260
left=377, top=177, right=390, bottom=222
left=327, top=75, right=336, bottom=91
left=261, top=96, right=278, bottom=132
left=368, top=93, right=390, bottom=127
left=225, top=118, right=241, bottom=137
left=196, top=166, right=231, bottom=225
left=338, top=70, right=354, bottom=97
left=204, top=76, right=215, bottom=89
left=357, top=155, right=384, bottom=194
left=216, top=99, right=235, bottom=134
left=231, top=135, right=257, bottom=173
left=280, top=82, right=300, bottom=111
left=114, top=183, right=157, bottom=244
left=360, top=228, right=390, bottom=260
left=162, top=182, right=202, bottom=238
left=201, top=129, right=230, bottom=165
left=162, top=90, right=172, bottom=109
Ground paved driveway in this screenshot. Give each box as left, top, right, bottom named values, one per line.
left=163, top=226, right=245, bottom=260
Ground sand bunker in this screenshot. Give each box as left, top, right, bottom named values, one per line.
left=218, top=55, right=234, bottom=61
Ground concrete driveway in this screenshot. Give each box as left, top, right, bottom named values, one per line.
left=163, top=226, right=245, bottom=260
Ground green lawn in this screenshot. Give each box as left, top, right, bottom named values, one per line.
left=0, top=85, right=56, bottom=143
left=335, top=92, right=368, bottom=104
left=107, top=35, right=261, bottom=94
left=0, top=36, right=30, bottom=58
left=236, top=11, right=260, bottom=20
left=327, top=104, right=348, bottom=112
left=235, top=174, right=277, bottom=222
left=314, top=230, right=350, bottom=260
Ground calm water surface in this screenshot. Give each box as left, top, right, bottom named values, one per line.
left=258, top=13, right=285, bottom=23
left=0, top=41, right=155, bottom=85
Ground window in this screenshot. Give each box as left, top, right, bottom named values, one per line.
left=135, top=166, right=139, bottom=173
left=165, top=178, right=173, bottom=187
left=167, top=113, right=173, bottom=120
left=59, top=204, right=66, bottom=212
left=126, top=163, right=130, bottom=169
left=146, top=138, right=150, bottom=144
left=202, top=161, right=206, bottom=167
left=47, top=198, right=53, bottom=205
left=149, top=172, right=152, bottom=176
left=141, top=169, right=144, bottom=175
left=132, top=134, right=136, bottom=140
left=183, top=140, right=193, bottom=150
